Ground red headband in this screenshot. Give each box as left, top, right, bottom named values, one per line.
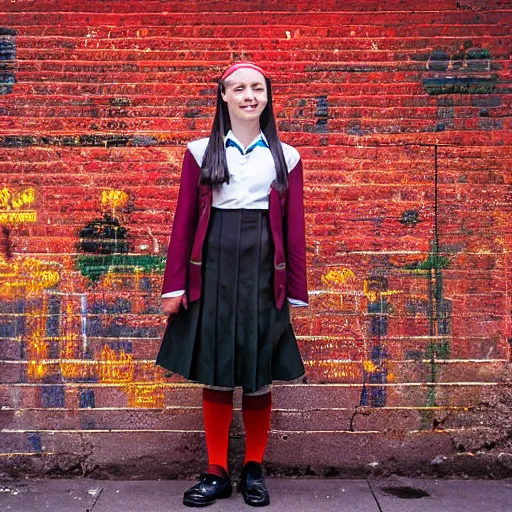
left=220, top=62, right=266, bottom=81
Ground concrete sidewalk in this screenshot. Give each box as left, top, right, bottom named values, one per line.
left=2, top=476, right=512, bottom=512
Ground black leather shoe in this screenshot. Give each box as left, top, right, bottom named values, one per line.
left=239, top=461, right=270, bottom=507
left=183, top=472, right=232, bottom=507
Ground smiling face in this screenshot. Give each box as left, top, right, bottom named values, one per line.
left=221, top=68, right=268, bottom=125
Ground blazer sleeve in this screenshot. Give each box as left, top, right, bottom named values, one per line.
left=285, top=158, right=309, bottom=306
left=161, top=149, right=200, bottom=296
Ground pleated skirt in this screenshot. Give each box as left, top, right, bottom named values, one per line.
left=155, top=207, right=305, bottom=394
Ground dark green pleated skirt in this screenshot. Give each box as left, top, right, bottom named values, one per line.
left=155, top=207, right=305, bottom=394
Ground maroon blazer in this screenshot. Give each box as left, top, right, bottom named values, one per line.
left=161, top=148, right=308, bottom=310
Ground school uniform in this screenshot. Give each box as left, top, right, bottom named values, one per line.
left=155, top=130, right=308, bottom=394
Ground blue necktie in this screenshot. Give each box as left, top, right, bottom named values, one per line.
left=226, top=137, right=268, bottom=155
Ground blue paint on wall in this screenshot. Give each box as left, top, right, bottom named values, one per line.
left=26, top=432, right=42, bottom=452
left=0, top=27, right=16, bottom=95
left=79, top=389, right=95, bottom=408
left=46, top=294, right=61, bottom=338
left=41, top=385, right=65, bottom=408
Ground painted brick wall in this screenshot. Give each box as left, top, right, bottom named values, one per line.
left=0, top=0, right=511, bottom=478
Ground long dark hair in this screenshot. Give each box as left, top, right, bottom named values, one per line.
left=199, top=76, right=289, bottom=192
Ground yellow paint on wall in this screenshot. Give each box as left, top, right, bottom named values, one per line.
left=321, top=268, right=356, bottom=288
left=101, top=189, right=129, bottom=211
left=0, top=186, right=36, bottom=210
left=11, top=187, right=36, bottom=209
left=0, top=256, right=60, bottom=298
left=304, top=360, right=362, bottom=380
left=0, top=187, right=37, bottom=224
left=98, top=345, right=134, bottom=383
left=0, top=211, right=37, bottom=224
left=363, top=279, right=403, bottom=303
left=386, top=372, right=397, bottom=382
left=363, top=360, right=377, bottom=373
left=126, top=384, right=165, bottom=408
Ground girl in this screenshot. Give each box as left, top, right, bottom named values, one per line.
left=155, top=61, right=308, bottom=508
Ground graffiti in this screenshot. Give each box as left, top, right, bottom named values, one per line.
left=98, top=345, right=134, bottom=383
left=77, top=254, right=164, bottom=285
left=0, top=257, right=60, bottom=298
left=361, top=346, right=390, bottom=408
left=423, top=47, right=499, bottom=134
left=311, top=268, right=400, bottom=395
left=0, top=210, right=37, bottom=224
left=101, top=189, right=129, bottom=212
left=406, top=253, right=451, bottom=272
left=321, top=268, right=356, bottom=288
left=362, top=278, right=402, bottom=304
left=0, top=258, right=60, bottom=302
left=397, top=147, right=453, bottom=422
left=0, top=183, right=166, bottom=410
left=0, top=186, right=37, bottom=225
left=276, top=95, right=328, bottom=134
left=77, top=213, right=129, bottom=255
left=399, top=210, right=420, bottom=226
left=126, top=384, right=165, bottom=408
left=59, top=333, right=87, bottom=380
left=25, top=296, right=51, bottom=381
left=76, top=191, right=163, bottom=285
left=360, top=276, right=393, bottom=407
left=311, top=267, right=359, bottom=313
left=304, top=359, right=361, bottom=380
left=0, top=186, right=37, bottom=262
left=41, top=385, right=65, bottom=408
left=0, top=186, right=35, bottom=210
left=424, top=47, right=496, bottom=95
left=0, top=27, right=16, bottom=95
left=79, top=389, right=95, bottom=408
left=314, top=95, right=328, bottom=133
left=26, top=432, right=42, bottom=453
left=405, top=297, right=430, bottom=318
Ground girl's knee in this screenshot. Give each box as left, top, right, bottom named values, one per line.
left=243, top=385, right=271, bottom=396
left=204, top=385, right=235, bottom=392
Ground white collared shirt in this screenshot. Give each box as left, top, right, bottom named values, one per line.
left=186, top=130, right=300, bottom=211
left=211, top=129, right=275, bottom=209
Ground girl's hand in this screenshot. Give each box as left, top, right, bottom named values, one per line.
left=162, top=295, right=183, bottom=315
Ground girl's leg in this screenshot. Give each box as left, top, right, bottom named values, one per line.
left=242, top=385, right=272, bottom=464
left=239, top=385, right=272, bottom=506
left=183, top=386, right=234, bottom=507
left=202, top=385, right=234, bottom=477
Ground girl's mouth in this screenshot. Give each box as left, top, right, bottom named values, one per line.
left=240, top=105, right=257, bottom=111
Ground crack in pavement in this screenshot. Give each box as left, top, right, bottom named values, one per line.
left=366, top=478, right=384, bottom=512
left=85, top=487, right=104, bottom=512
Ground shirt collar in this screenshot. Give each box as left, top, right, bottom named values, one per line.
left=224, top=129, right=269, bottom=155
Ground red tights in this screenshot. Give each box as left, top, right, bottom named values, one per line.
left=202, top=387, right=272, bottom=477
